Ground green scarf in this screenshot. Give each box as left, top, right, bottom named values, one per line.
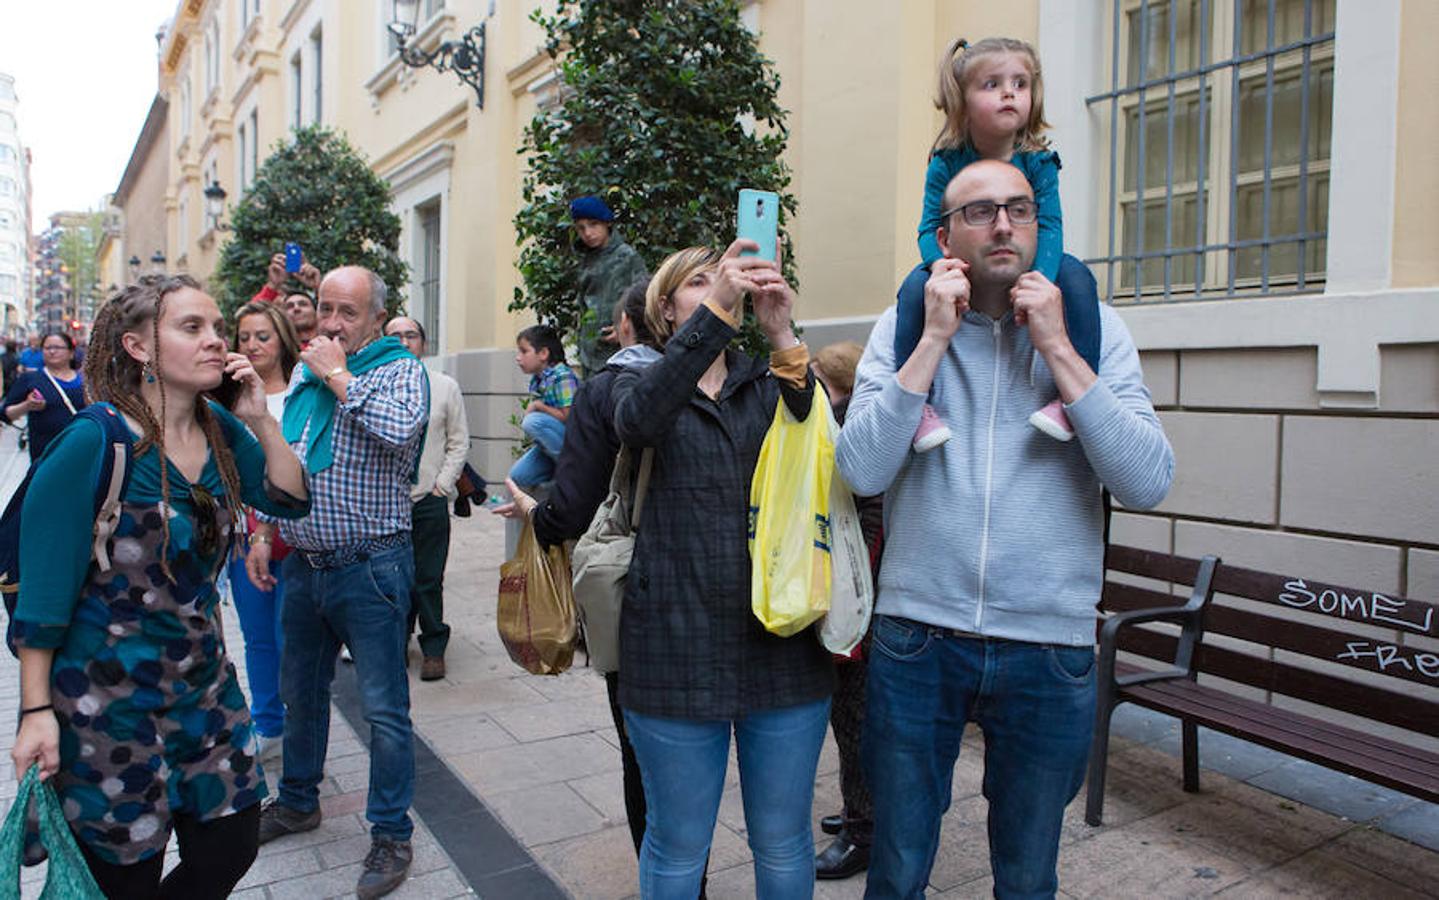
left=283, top=335, right=417, bottom=474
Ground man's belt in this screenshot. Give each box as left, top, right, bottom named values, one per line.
left=298, top=533, right=410, bottom=570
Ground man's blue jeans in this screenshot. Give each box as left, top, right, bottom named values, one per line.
left=278, top=544, right=416, bottom=841
left=508, top=410, right=566, bottom=487
left=862, top=615, right=1096, bottom=900
left=623, top=697, right=830, bottom=900
left=228, top=552, right=285, bottom=738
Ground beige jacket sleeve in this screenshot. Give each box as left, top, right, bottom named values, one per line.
left=435, top=374, right=470, bottom=498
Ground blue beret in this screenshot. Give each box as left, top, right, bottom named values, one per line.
left=569, top=196, right=615, bottom=222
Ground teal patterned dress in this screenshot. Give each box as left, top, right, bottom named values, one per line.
left=11, top=401, right=309, bottom=865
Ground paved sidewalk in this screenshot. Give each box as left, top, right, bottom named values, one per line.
left=0, top=425, right=471, bottom=899
left=418, top=511, right=1439, bottom=899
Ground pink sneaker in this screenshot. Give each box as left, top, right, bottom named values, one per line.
left=1029, top=398, right=1075, bottom=441
left=913, top=404, right=952, bottom=453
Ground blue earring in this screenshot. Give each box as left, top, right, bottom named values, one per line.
left=143, top=362, right=156, bottom=384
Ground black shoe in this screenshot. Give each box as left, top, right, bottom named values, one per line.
left=257, top=801, right=321, bottom=845
left=820, top=813, right=844, bottom=835
left=815, top=833, right=870, bottom=880
left=356, top=837, right=413, bottom=899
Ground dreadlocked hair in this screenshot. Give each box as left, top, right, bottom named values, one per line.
left=85, top=275, right=246, bottom=583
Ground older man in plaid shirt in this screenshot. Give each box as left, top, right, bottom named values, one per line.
left=247, top=265, right=429, bottom=900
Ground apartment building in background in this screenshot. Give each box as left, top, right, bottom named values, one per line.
left=108, top=2, right=1438, bottom=729
left=0, top=72, right=32, bottom=337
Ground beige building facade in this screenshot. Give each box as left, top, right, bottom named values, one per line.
left=114, top=2, right=1437, bottom=728
left=103, top=96, right=172, bottom=295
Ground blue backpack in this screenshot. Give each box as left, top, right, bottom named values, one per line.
left=0, top=403, right=135, bottom=656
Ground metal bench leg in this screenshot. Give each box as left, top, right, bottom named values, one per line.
left=1084, top=695, right=1119, bottom=826
left=1182, top=719, right=1200, bottom=792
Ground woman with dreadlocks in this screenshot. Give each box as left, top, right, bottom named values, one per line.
left=8, top=275, right=310, bottom=899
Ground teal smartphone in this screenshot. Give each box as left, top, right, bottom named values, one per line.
left=737, top=189, right=779, bottom=262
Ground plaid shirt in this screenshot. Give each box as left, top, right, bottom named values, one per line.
left=611, top=305, right=833, bottom=720
left=276, top=357, right=429, bottom=551
left=529, top=363, right=580, bottom=409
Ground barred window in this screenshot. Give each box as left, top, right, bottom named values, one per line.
left=417, top=201, right=442, bottom=354
left=1088, top=0, right=1335, bottom=303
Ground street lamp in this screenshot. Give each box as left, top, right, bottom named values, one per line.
left=150, top=250, right=166, bottom=275
left=388, top=0, right=488, bottom=108
left=128, top=255, right=141, bottom=280
left=204, top=181, right=232, bottom=232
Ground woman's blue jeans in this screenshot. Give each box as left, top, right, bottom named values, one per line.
left=508, top=411, right=567, bottom=487
left=227, top=551, right=285, bottom=738
left=623, top=697, right=831, bottom=900
left=862, top=615, right=1096, bottom=900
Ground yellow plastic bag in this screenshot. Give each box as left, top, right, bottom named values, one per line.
left=497, top=518, right=577, bottom=675
left=749, top=389, right=835, bottom=636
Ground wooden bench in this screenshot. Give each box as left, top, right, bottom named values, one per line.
left=1084, top=545, right=1439, bottom=827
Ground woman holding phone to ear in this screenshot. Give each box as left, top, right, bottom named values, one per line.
left=2, top=331, right=87, bottom=463
left=610, top=239, right=834, bottom=899
left=9, top=276, right=309, bottom=899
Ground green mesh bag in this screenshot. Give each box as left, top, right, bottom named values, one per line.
left=0, top=766, right=104, bottom=899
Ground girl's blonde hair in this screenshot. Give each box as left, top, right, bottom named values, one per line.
left=933, top=36, right=1050, bottom=154
left=812, top=341, right=864, bottom=399
left=644, top=246, right=724, bottom=343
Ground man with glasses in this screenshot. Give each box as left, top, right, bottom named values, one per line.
left=836, top=160, right=1174, bottom=898
left=384, top=316, right=469, bottom=681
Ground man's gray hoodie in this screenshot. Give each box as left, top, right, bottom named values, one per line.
left=835, top=303, right=1173, bottom=646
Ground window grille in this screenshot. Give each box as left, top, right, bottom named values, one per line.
left=311, top=29, right=324, bottom=124
left=291, top=54, right=303, bottom=129
left=1086, top=0, right=1334, bottom=303
left=418, top=203, right=442, bottom=354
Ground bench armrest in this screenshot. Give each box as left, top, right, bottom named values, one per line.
left=1097, top=555, right=1220, bottom=691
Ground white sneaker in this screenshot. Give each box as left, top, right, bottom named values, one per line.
left=1028, top=398, right=1075, bottom=442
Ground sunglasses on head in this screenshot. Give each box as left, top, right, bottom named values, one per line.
left=189, top=484, right=222, bottom=559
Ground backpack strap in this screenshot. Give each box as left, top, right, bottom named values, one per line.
left=630, top=447, right=654, bottom=531
left=78, top=405, right=135, bottom=573
left=608, top=445, right=655, bottom=534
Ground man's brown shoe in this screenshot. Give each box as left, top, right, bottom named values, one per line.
left=420, top=656, right=446, bottom=681
left=257, top=800, right=321, bottom=845
left=356, top=837, right=412, bottom=899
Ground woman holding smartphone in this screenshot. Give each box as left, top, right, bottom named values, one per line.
left=611, top=240, right=833, bottom=899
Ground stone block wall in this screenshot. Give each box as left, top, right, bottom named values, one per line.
left=431, top=348, right=529, bottom=491
left=1118, top=343, right=1439, bottom=753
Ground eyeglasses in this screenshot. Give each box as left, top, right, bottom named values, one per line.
left=389, top=330, right=422, bottom=341
left=940, top=199, right=1039, bottom=227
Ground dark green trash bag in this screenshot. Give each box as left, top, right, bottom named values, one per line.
left=0, top=766, right=104, bottom=899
